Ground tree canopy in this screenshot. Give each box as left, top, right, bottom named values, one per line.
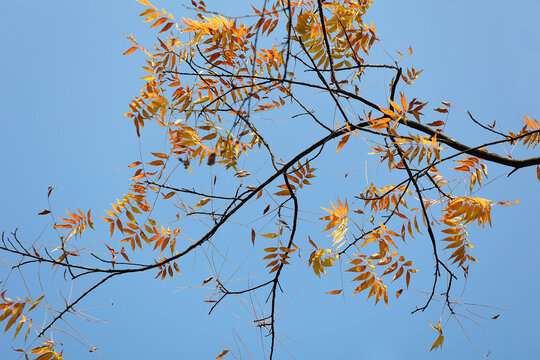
left=2, top=0, right=540, bottom=359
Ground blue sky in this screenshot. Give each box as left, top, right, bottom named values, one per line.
left=1, top=0, right=539, bottom=359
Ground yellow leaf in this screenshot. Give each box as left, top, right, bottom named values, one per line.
left=35, top=353, right=54, bottom=360
left=30, top=346, right=51, bottom=354
left=137, top=0, right=154, bottom=6
left=261, top=233, right=278, bottom=238
left=140, top=75, right=156, bottom=81
left=388, top=99, right=402, bottom=113
left=430, top=335, right=444, bottom=351
left=28, top=295, right=44, bottom=311
left=13, top=315, right=26, bottom=339
left=192, top=96, right=210, bottom=105
left=194, top=198, right=211, bottom=208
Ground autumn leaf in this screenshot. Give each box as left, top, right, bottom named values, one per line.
left=430, top=335, right=444, bottom=351
left=336, top=134, right=351, bottom=153
left=194, top=198, right=211, bottom=208
left=215, top=349, right=229, bottom=360
left=123, top=46, right=137, bottom=55
left=326, top=289, right=343, bottom=295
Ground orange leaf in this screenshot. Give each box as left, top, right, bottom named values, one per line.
left=150, top=17, right=167, bottom=28
left=123, top=46, right=137, bottom=55
left=159, top=22, right=174, bottom=33
left=215, top=349, right=229, bottom=360
left=326, top=289, right=343, bottom=295
left=453, top=165, right=470, bottom=172
left=163, top=191, right=175, bottom=199
left=127, top=161, right=142, bottom=168
left=400, top=93, right=407, bottom=112
left=147, top=160, right=164, bottom=166
left=336, top=134, right=351, bottom=153
left=152, top=152, right=168, bottom=159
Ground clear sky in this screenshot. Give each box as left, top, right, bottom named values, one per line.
left=1, top=0, right=539, bottom=359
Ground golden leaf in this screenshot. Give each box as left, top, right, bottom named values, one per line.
left=336, top=134, right=351, bottom=153
left=430, top=335, right=444, bottom=351
left=192, top=96, right=210, bottom=105
left=194, top=198, right=211, bottom=208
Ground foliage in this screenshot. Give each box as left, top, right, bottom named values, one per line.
left=2, top=0, right=540, bottom=358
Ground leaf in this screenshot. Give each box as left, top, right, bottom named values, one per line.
left=123, top=46, right=137, bottom=55
left=137, top=0, right=154, bottom=7
left=28, top=295, right=44, bottom=311
left=215, top=349, right=229, bottom=360
left=537, top=166, right=540, bottom=181
left=163, top=191, right=175, bottom=199
left=127, top=161, right=142, bottom=168
left=434, top=108, right=448, bottom=113
left=400, top=93, right=407, bottom=112
left=38, top=210, right=51, bottom=215
left=430, top=335, right=444, bottom=351
left=426, top=121, right=444, bottom=127
left=192, top=96, right=210, bottom=105
left=35, top=353, right=54, bottom=360
left=251, top=229, right=256, bottom=245
left=150, top=17, right=167, bottom=28
left=326, top=289, right=343, bottom=295
left=159, top=22, right=174, bottom=33
left=194, top=198, right=211, bottom=208
left=336, top=134, right=351, bottom=153
left=147, top=160, right=164, bottom=166
left=13, top=315, right=26, bottom=339
left=30, top=346, right=51, bottom=354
